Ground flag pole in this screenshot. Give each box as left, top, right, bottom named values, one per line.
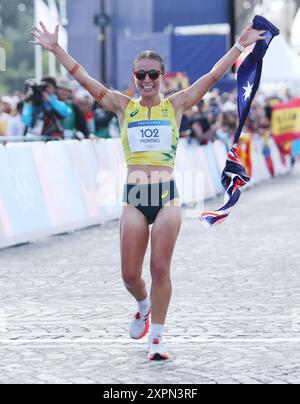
left=48, top=0, right=57, bottom=77
left=58, top=0, right=68, bottom=77
left=34, top=0, right=43, bottom=81
left=48, top=53, right=56, bottom=77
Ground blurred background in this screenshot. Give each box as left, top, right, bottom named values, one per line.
left=0, top=0, right=300, bottom=158
left=1, top=0, right=300, bottom=93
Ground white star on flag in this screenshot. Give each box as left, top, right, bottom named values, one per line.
left=243, top=81, right=254, bottom=101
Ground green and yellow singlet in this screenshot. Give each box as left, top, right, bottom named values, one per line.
left=121, top=99, right=179, bottom=168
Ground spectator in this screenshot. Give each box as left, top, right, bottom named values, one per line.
left=208, top=96, right=222, bottom=119
left=56, top=79, right=89, bottom=139
left=108, top=114, right=121, bottom=138
left=221, top=91, right=236, bottom=113
left=93, top=101, right=116, bottom=138
left=189, top=101, right=217, bottom=145
left=7, top=102, right=25, bottom=137
left=216, top=111, right=237, bottom=150
left=78, top=95, right=96, bottom=135
left=22, top=76, right=71, bottom=139
left=179, top=106, right=195, bottom=138
left=0, top=96, right=12, bottom=136
left=1, top=81, right=296, bottom=149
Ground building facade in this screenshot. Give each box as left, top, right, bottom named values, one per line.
left=67, top=0, right=232, bottom=89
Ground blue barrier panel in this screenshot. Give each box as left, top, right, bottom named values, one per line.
left=0, top=138, right=292, bottom=249
left=0, top=145, right=12, bottom=248
left=94, top=139, right=123, bottom=221
left=31, top=142, right=88, bottom=231
left=251, top=137, right=271, bottom=184
left=203, top=142, right=223, bottom=194
left=64, top=140, right=102, bottom=224
left=175, top=139, right=202, bottom=204
left=0, top=144, right=51, bottom=241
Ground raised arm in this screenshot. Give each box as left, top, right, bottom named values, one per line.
left=30, top=22, right=130, bottom=114
left=169, top=23, right=267, bottom=113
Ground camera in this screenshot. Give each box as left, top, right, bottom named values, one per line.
left=25, top=79, right=48, bottom=106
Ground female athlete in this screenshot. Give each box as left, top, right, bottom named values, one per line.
left=30, top=21, right=266, bottom=360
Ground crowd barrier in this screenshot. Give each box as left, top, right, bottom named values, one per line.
left=0, top=137, right=292, bottom=249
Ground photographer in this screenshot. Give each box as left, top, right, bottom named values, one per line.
left=22, top=76, right=71, bottom=139
left=93, top=101, right=117, bottom=138
left=56, top=79, right=89, bottom=139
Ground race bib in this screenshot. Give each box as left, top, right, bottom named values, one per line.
left=128, top=120, right=172, bottom=152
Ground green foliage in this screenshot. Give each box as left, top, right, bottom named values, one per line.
left=0, top=0, right=35, bottom=94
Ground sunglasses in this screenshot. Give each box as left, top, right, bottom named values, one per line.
left=133, top=70, right=163, bottom=81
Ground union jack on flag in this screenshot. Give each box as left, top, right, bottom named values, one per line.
left=200, top=15, right=280, bottom=228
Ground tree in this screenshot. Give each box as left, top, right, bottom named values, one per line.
left=0, top=0, right=35, bottom=94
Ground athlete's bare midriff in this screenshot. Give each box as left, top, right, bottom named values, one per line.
left=127, top=164, right=175, bottom=185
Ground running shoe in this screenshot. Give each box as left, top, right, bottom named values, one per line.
left=129, top=309, right=151, bottom=340
left=148, top=336, right=170, bottom=361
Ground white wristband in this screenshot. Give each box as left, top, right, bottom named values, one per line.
left=234, top=42, right=247, bottom=54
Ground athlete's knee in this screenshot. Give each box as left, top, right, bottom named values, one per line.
left=122, top=272, right=142, bottom=288
left=150, top=263, right=170, bottom=284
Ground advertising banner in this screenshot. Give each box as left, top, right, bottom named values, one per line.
left=272, top=99, right=300, bottom=145
left=31, top=142, right=88, bottom=231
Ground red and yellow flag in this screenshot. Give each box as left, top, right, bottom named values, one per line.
left=272, top=99, right=300, bottom=146
left=237, top=132, right=252, bottom=177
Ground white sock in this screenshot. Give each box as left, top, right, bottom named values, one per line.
left=150, top=322, right=164, bottom=338
left=138, top=296, right=151, bottom=315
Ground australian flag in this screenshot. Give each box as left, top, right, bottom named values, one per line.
left=200, top=16, right=280, bottom=228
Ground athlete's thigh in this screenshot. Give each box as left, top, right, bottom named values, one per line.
left=150, top=204, right=182, bottom=268
left=119, top=205, right=150, bottom=277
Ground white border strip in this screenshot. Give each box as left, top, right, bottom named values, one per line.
left=174, top=23, right=230, bottom=36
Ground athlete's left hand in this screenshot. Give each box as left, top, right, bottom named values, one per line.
left=238, top=22, right=267, bottom=47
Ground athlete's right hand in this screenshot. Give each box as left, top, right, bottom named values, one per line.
left=29, top=21, right=59, bottom=52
